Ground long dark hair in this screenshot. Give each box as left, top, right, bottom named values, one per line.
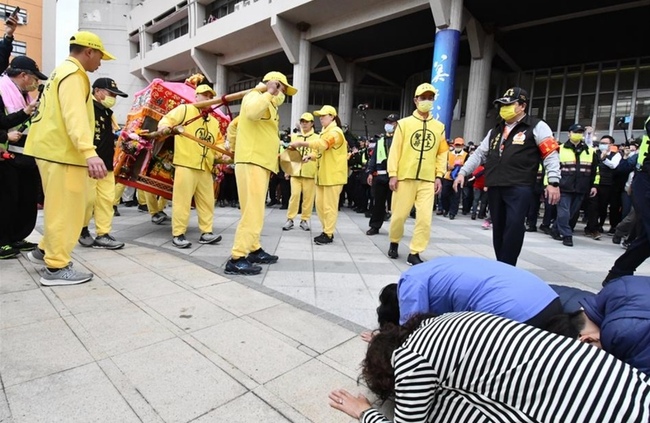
left=377, top=283, right=400, bottom=329
left=360, top=313, right=436, bottom=401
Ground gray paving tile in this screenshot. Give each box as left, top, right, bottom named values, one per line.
left=108, top=270, right=186, bottom=300
left=73, top=303, right=175, bottom=356
left=0, top=258, right=38, bottom=294
left=264, top=359, right=365, bottom=423
left=192, top=319, right=311, bottom=384
left=5, top=363, right=140, bottom=423
left=0, top=318, right=93, bottom=387
left=144, top=290, right=236, bottom=332
left=250, top=303, right=356, bottom=353
left=193, top=392, right=290, bottom=422
left=50, top=281, right=132, bottom=315
left=0, top=289, right=58, bottom=330
left=198, top=282, right=282, bottom=316
left=111, top=338, right=246, bottom=423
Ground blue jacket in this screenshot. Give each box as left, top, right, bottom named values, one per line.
left=550, top=284, right=595, bottom=313
left=581, top=276, right=650, bottom=375
left=398, top=257, right=558, bottom=325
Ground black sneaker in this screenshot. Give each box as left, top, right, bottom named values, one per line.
left=407, top=253, right=424, bottom=266
left=612, top=235, right=622, bottom=244
left=247, top=248, right=278, bottom=264
left=138, top=204, right=149, bottom=213
left=11, top=239, right=37, bottom=251
left=225, top=257, right=262, bottom=275
left=314, top=232, right=333, bottom=245
left=388, top=242, right=399, bottom=259
left=113, top=205, right=121, bottom=216
left=562, top=236, right=574, bottom=247
left=539, top=224, right=552, bottom=235
left=525, top=225, right=537, bottom=232
left=366, top=227, right=379, bottom=236
left=0, top=245, right=19, bottom=259
left=551, top=230, right=563, bottom=241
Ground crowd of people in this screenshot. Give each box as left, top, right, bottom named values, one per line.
left=2, top=19, right=650, bottom=421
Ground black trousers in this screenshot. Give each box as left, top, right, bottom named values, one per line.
left=488, top=185, right=533, bottom=266
left=440, top=179, right=460, bottom=216
left=368, top=175, right=391, bottom=229
left=0, top=161, right=39, bottom=245
left=609, top=171, right=650, bottom=277
left=598, top=184, right=623, bottom=230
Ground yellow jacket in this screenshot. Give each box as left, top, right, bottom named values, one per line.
left=308, top=121, right=347, bottom=186
left=290, top=130, right=318, bottom=178
left=158, top=105, right=224, bottom=172
left=234, top=89, right=281, bottom=172
left=387, top=110, right=448, bottom=182
left=24, top=57, right=96, bottom=166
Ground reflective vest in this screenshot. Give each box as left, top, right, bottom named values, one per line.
left=638, top=116, right=650, bottom=168
left=557, top=141, right=600, bottom=193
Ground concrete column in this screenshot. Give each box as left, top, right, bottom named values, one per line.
left=465, top=18, right=495, bottom=144
left=291, top=35, right=311, bottom=126
left=215, top=60, right=228, bottom=99
left=338, top=63, right=355, bottom=127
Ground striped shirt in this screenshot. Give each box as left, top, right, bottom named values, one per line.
left=362, top=312, right=650, bottom=423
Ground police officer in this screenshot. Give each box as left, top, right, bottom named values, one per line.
left=366, top=114, right=398, bottom=235
left=550, top=124, right=599, bottom=247
left=454, top=87, right=561, bottom=266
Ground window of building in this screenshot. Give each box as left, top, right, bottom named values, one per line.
left=595, top=92, right=613, bottom=131
left=545, top=97, right=562, bottom=130
left=0, top=4, right=28, bottom=25
left=207, top=0, right=239, bottom=20
left=562, top=95, right=578, bottom=130
left=579, top=94, right=596, bottom=125
left=11, top=40, right=26, bottom=56
left=633, top=90, right=650, bottom=130
left=153, top=17, right=188, bottom=46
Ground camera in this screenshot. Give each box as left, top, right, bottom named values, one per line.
left=357, top=103, right=369, bottom=111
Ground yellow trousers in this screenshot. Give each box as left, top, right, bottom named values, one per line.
left=114, top=183, right=126, bottom=206
left=315, top=184, right=343, bottom=237
left=389, top=179, right=435, bottom=254
left=36, top=160, right=88, bottom=269
left=83, top=171, right=115, bottom=236
left=231, top=163, right=270, bottom=258
left=172, top=166, right=215, bottom=236
left=144, top=191, right=167, bottom=215
left=137, top=188, right=146, bottom=206
left=287, top=176, right=315, bottom=221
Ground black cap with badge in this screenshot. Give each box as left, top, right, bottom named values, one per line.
left=383, top=113, right=400, bottom=123
left=9, top=56, right=48, bottom=80
left=568, top=123, right=585, bottom=133
left=92, top=77, right=128, bottom=97
left=493, top=87, right=529, bottom=105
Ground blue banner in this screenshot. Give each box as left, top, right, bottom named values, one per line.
left=430, top=29, right=460, bottom=138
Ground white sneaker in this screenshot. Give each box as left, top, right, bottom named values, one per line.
left=198, top=233, right=222, bottom=244
left=282, top=220, right=294, bottom=231
left=40, top=265, right=93, bottom=286
left=299, top=220, right=310, bottom=231
left=172, top=234, right=192, bottom=248
left=93, top=234, right=125, bottom=250
left=78, top=227, right=94, bottom=247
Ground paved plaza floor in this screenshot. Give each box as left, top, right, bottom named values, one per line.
left=2, top=203, right=647, bottom=422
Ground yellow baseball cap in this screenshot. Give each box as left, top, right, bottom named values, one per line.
left=313, top=105, right=337, bottom=117
left=300, top=112, right=314, bottom=122
left=69, top=31, right=116, bottom=61
left=414, top=82, right=437, bottom=97
left=262, top=71, right=297, bottom=96
left=195, top=84, right=216, bottom=96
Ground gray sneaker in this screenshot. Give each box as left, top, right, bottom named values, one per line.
left=151, top=212, right=166, bottom=225
left=27, top=248, right=45, bottom=265
left=282, top=220, right=294, bottom=231
left=93, top=234, right=125, bottom=250
left=40, top=265, right=93, bottom=286
left=78, top=227, right=94, bottom=247
left=172, top=234, right=192, bottom=249
left=198, top=233, right=222, bottom=244
left=299, top=220, right=310, bottom=231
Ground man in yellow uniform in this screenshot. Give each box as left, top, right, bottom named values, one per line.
left=78, top=77, right=128, bottom=250
left=226, top=71, right=296, bottom=275
left=289, top=105, right=348, bottom=244
left=387, top=83, right=448, bottom=266
left=25, top=31, right=114, bottom=286
left=158, top=84, right=224, bottom=248
left=282, top=112, right=318, bottom=231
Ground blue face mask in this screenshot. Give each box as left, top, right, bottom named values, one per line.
left=384, top=123, right=394, bottom=133
left=599, top=144, right=609, bottom=152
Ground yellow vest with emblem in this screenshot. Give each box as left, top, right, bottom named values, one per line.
left=24, top=57, right=96, bottom=166
left=290, top=130, right=318, bottom=178
left=309, top=122, right=347, bottom=186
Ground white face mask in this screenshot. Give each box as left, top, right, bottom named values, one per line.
left=384, top=123, right=395, bottom=133
left=599, top=144, right=609, bottom=152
